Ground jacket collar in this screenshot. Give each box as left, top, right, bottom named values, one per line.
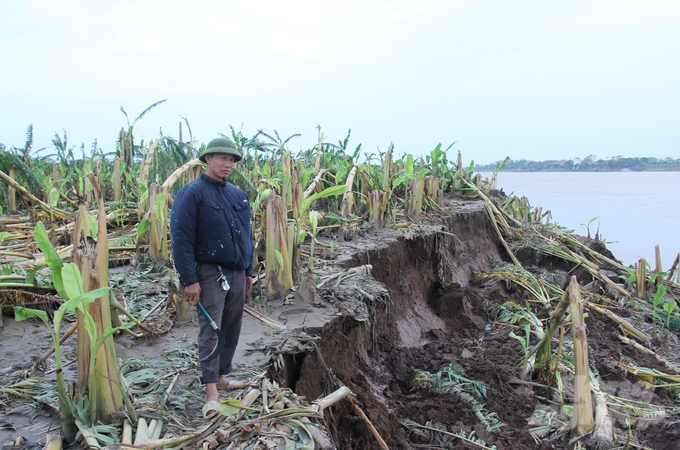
left=200, top=172, right=227, bottom=186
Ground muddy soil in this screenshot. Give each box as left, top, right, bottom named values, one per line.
left=2, top=198, right=679, bottom=449
left=287, top=201, right=680, bottom=449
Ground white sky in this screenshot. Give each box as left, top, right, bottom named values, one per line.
left=1, top=0, right=679, bottom=164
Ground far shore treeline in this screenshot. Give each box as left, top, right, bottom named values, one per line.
left=474, top=155, right=680, bottom=172
left=2, top=121, right=677, bottom=174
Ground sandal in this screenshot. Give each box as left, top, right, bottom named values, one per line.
left=221, top=379, right=252, bottom=390
left=202, top=400, right=220, bottom=419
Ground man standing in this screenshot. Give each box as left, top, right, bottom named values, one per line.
left=170, top=137, right=254, bottom=419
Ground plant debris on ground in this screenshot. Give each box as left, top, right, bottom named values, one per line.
left=1, top=120, right=679, bottom=449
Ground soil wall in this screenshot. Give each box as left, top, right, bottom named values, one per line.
left=293, top=203, right=508, bottom=449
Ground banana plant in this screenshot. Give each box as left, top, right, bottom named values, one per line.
left=297, top=185, right=347, bottom=263
left=14, top=286, right=111, bottom=444
left=264, top=191, right=293, bottom=298
left=119, top=100, right=167, bottom=170
left=25, top=220, right=135, bottom=442
left=663, top=299, right=678, bottom=337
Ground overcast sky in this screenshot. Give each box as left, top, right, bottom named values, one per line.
left=1, top=0, right=678, bottom=164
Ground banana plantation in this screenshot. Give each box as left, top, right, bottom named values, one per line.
left=1, top=108, right=680, bottom=449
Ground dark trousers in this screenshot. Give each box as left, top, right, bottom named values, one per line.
left=196, top=263, right=245, bottom=384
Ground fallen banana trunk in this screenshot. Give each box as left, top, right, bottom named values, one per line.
left=565, top=248, right=632, bottom=299
left=0, top=289, right=62, bottom=309
left=0, top=217, right=28, bottom=225
left=74, top=419, right=103, bottom=449
left=554, top=229, right=627, bottom=272
left=122, top=420, right=133, bottom=444
left=617, top=335, right=680, bottom=374
left=484, top=202, right=524, bottom=268
left=0, top=250, right=32, bottom=259
left=244, top=305, right=287, bottom=330
left=589, top=374, right=614, bottom=449
left=0, top=169, right=71, bottom=221
left=616, top=361, right=680, bottom=384
left=131, top=418, right=164, bottom=445
left=587, top=302, right=650, bottom=344
left=43, top=434, right=62, bottom=450
left=532, top=232, right=632, bottom=300
left=316, top=264, right=373, bottom=289
left=463, top=177, right=520, bottom=231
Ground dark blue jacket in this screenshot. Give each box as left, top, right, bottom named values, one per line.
left=170, top=173, right=254, bottom=286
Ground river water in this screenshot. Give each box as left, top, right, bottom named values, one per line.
left=476, top=171, right=680, bottom=270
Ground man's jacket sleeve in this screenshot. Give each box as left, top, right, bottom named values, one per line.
left=170, top=188, right=199, bottom=286
left=246, top=213, right=254, bottom=277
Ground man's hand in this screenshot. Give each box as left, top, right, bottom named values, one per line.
left=184, top=282, right=201, bottom=306
left=245, top=276, right=254, bottom=296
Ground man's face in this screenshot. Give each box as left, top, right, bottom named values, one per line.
left=205, top=153, right=237, bottom=180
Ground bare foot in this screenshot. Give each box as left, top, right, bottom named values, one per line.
left=206, top=382, right=219, bottom=402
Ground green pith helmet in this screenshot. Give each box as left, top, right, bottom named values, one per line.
left=199, top=137, right=243, bottom=163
